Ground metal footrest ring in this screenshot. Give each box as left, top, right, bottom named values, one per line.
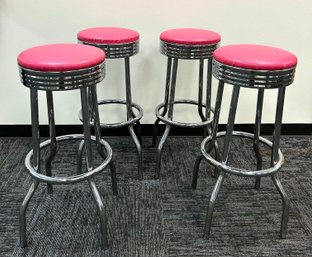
left=155, top=99, right=214, bottom=128
left=25, top=134, right=112, bottom=184
left=201, top=131, right=284, bottom=177
left=79, top=99, right=143, bottom=128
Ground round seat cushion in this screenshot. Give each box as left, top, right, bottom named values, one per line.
left=213, top=44, right=297, bottom=70
left=77, top=27, right=139, bottom=45
left=160, top=28, right=221, bottom=45
left=17, top=43, right=105, bottom=72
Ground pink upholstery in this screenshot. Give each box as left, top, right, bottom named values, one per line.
left=160, top=28, right=221, bottom=45
left=213, top=44, right=297, bottom=70
left=77, top=27, right=139, bottom=44
left=17, top=44, right=105, bottom=72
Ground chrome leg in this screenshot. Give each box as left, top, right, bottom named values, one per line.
left=206, top=81, right=224, bottom=154
left=45, top=91, right=56, bottom=194
left=152, top=57, right=172, bottom=147
left=125, top=57, right=143, bottom=179
left=204, top=85, right=240, bottom=239
left=271, top=174, right=289, bottom=238
left=152, top=57, right=172, bottom=145
left=90, top=86, right=118, bottom=195
left=192, top=155, right=204, bottom=189
left=194, top=81, right=224, bottom=185
left=206, top=72, right=220, bottom=178
left=205, top=58, right=212, bottom=122
left=204, top=58, right=213, bottom=138
left=19, top=180, right=39, bottom=247
left=155, top=58, right=178, bottom=178
left=104, top=154, right=118, bottom=196
left=155, top=124, right=171, bottom=179
left=77, top=140, right=85, bottom=174
left=82, top=87, right=109, bottom=248
left=209, top=79, right=223, bottom=178
left=95, top=140, right=118, bottom=196
left=88, top=179, right=109, bottom=250
left=210, top=126, right=221, bottom=178
left=211, top=143, right=221, bottom=178
left=254, top=89, right=264, bottom=189
left=271, top=87, right=286, bottom=166
left=198, top=59, right=205, bottom=122
left=30, top=89, right=40, bottom=177
left=80, top=87, right=93, bottom=171
left=134, top=119, right=142, bottom=146
left=222, top=86, right=240, bottom=163
left=128, top=125, right=143, bottom=180
left=204, top=172, right=225, bottom=239
left=270, top=86, right=289, bottom=238
left=106, top=159, right=118, bottom=196
left=20, top=89, right=41, bottom=247
left=87, top=87, right=93, bottom=116
left=130, top=102, right=142, bottom=145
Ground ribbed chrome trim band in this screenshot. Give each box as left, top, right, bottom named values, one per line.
left=19, top=62, right=105, bottom=91
left=79, top=41, right=139, bottom=58
left=160, top=41, right=219, bottom=59
left=212, top=60, right=296, bottom=89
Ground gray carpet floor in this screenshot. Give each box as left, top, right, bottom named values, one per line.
left=0, top=135, right=312, bottom=257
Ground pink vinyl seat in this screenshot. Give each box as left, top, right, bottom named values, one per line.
left=192, top=44, right=297, bottom=240
left=160, top=28, right=221, bottom=45
left=18, top=43, right=105, bottom=72
left=160, top=28, right=221, bottom=59
left=78, top=27, right=139, bottom=58
left=78, top=27, right=139, bottom=45
left=17, top=43, right=117, bottom=250
left=213, top=44, right=297, bottom=70
left=18, top=43, right=106, bottom=90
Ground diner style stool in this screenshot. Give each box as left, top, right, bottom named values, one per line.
left=192, top=44, right=297, bottom=239
left=77, top=27, right=143, bottom=180
left=153, top=28, right=221, bottom=178
left=17, top=43, right=118, bottom=249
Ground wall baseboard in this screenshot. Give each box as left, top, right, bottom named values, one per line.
left=0, top=124, right=311, bottom=137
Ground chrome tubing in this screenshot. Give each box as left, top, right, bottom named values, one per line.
left=155, top=57, right=178, bottom=178
left=45, top=91, right=57, bottom=194
left=89, top=86, right=118, bottom=195
left=254, top=89, right=264, bottom=189
left=155, top=100, right=215, bottom=128
left=25, top=135, right=113, bottom=184
left=79, top=100, right=143, bottom=128
left=152, top=57, right=172, bottom=147
left=200, top=131, right=284, bottom=177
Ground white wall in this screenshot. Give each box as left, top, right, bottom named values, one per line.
left=1, top=0, right=311, bottom=125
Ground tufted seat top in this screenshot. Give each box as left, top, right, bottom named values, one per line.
left=17, top=43, right=105, bottom=72
left=213, top=44, right=297, bottom=70
left=77, top=27, right=139, bottom=45
left=160, top=28, right=221, bottom=45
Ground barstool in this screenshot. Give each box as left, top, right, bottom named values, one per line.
left=153, top=28, right=221, bottom=178
left=192, top=44, right=297, bottom=239
left=17, top=43, right=118, bottom=249
left=77, top=27, right=143, bottom=180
